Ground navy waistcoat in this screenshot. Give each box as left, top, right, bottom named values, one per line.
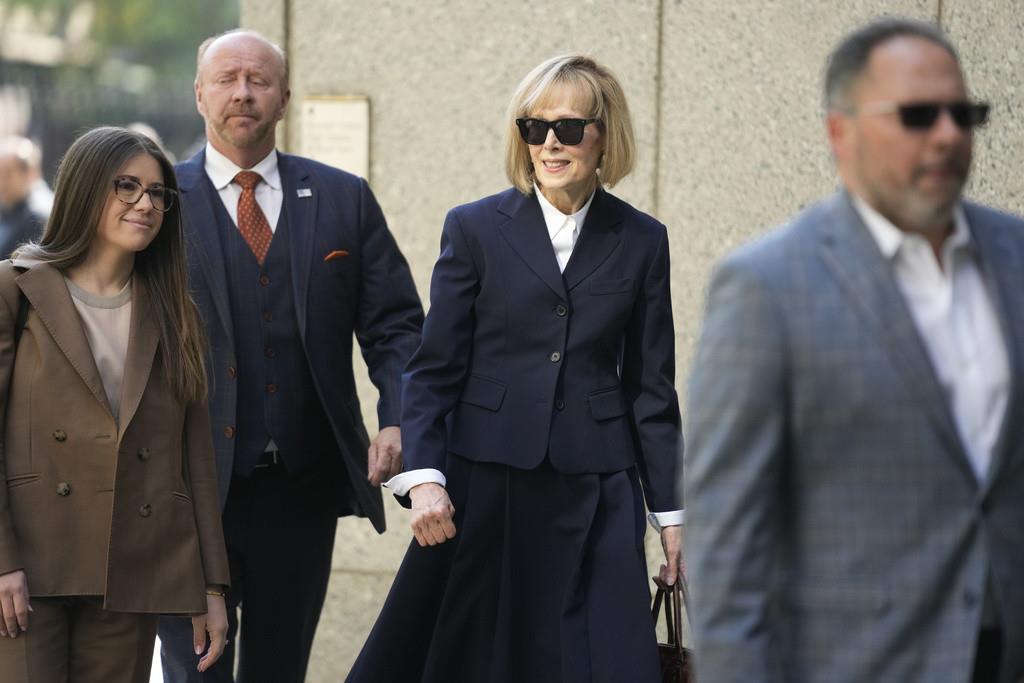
left=217, top=203, right=337, bottom=475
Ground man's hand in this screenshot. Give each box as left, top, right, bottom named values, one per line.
left=409, top=482, right=456, bottom=547
left=193, top=591, right=229, bottom=673
left=658, top=525, right=686, bottom=586
left=0, top=569, right=30, bottom=638
left=367, top=426, right=402, bottom=486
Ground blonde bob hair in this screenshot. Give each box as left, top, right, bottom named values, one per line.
left=504, top=54, right=636, bottom=195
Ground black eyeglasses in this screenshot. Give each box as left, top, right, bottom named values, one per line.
left=856, top=101, right=990, bottom=131
left=515, top=117, right=600, bottom=145
left=112, top=176, right=176, bottom=213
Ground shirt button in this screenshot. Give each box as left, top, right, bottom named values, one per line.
left=555, top=304, right=568, bottom=317
left=53, top=429, right=67, bottom=442
left=56, top=482, right=71, bottom=496
left=267, top=383, right=278, bottom=394
left=259, top=275, right=270, bottom=286
left=555, top=399, right=565, bottom=410
left=137, top=447, right=151, bottom=462
left=139, top=504, right=152, bottom=518
left=550, top=352, right=561, bottom=363
left=227, top=366, right=237, bottom=378
left=224, top=425, right=236, bottom=439
left=265, top=347, right=276, bottom=358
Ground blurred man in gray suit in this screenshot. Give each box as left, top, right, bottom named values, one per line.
left=685, top=18, right=1023, bottom=683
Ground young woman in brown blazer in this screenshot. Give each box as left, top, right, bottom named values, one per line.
left=0, top=127, right=230, bottom=682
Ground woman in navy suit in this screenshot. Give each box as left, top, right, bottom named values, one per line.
left=349, top=54, right=683, bottom=683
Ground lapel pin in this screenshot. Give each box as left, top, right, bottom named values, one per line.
left=297, top=188, right=313, bottom=198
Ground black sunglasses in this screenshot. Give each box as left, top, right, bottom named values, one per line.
left=515, top=117, right=600, bottom=145
left=112, top=176, right=177, bottom=213
left=858, top=101, right=990, bottom=131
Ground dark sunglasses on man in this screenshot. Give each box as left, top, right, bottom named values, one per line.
left=516, top=117, right=601, bottom=145
left=112, top=175, right=177, bottom=213
left=856, top=100, right=990, bottom=131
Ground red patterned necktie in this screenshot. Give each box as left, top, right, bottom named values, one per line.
left=233, top=171, right=273, bottom=265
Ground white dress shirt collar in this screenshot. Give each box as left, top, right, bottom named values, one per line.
left=204, top=143, right=281, bottom=192
left=534, top=184, right=595, bottom=239
left=852, top=193, right=972, bottom=264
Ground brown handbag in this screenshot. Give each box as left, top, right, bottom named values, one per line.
left=651, top=577, right=695, bottom=683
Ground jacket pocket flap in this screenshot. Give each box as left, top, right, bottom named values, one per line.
left=590, top=278, right=634, bottom=295
left=459, top=374, right=507, bottom=411
left=587, top=388, right=626, bottom=420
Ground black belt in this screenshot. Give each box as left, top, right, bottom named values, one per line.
left=252, top=450, right=282, bottom=469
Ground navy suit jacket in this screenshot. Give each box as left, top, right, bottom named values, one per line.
left=177, top=149, right=423, bottom=532
left=402, top=187, right=681, bottom=513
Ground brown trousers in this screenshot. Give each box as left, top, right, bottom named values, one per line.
left=0, top=596, right=158, bottom=683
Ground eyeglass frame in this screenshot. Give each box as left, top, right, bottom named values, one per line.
left=850, top=100, right=990, bottom=131
left=111, top=175, right=177, bottom=213
left=515, top=117, right=602, bottom=146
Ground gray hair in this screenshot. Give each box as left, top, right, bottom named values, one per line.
left=824, top=17, right=959, bottom=111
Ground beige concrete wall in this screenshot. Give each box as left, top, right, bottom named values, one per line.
left=234, top=2, right=1022, bottom=679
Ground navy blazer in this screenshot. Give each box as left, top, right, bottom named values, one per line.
left=177, top=150, right=423, bottom=532
left=402, top=187, right=681, bottom=513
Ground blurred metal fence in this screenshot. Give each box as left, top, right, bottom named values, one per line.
left=0, top=58, right=204, bottom=181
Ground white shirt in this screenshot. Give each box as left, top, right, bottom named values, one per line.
left=387, top=188, right=684, bottom=527
left=853, top=196, right=1009, bottom=481
left=203, top=143, right=283, bottom=232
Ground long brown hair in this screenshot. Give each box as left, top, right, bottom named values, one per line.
left=17, top=126, right=207, bottom=403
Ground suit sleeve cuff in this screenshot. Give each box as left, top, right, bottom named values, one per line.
left=384, top=468, right=447, bottom=496
left=647, top=509, right=685, bottom=532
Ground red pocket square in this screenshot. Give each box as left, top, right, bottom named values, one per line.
left=324, top=250, right=350, bottom=261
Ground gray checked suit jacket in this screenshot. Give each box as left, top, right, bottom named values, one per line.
left=685, top=191, right=1024, bottom=682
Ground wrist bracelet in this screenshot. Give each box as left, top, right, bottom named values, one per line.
left=206, top=589, right=226, bottom=598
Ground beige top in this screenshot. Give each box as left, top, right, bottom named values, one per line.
left=65, top=277, right=132, bottom=422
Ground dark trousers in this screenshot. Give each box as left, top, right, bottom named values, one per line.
left=972, top=628, right=1003, bottom=683
left=159, top=459, right=339, bottom=683
left=0, top=596, right=157, bottom=683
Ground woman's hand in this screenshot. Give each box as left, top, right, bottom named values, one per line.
left=409, top=482, right=456, bottom=547
left=658, top=525, right=685, bottom=586
left=192, top=591, right=229, bottom=672
left=0, top=569, right=30, bottom=638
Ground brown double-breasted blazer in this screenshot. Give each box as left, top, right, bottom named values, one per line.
left=0, top=259, right=229, bottom=614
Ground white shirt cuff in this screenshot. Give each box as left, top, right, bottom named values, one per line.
left=383, top=468, right=447, bottom=496
left=647, top=509, right=685, bottom=531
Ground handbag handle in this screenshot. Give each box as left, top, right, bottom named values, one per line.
left=652, top=576, right=689, bottom=655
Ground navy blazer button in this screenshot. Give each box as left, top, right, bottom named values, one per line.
left=555, top=304, right=568, bottom=317
left=963, top=589, right=978, bottom=609
left=555, top=399, right=565, bottom=410
left=267, top=383, right=278, bottom=394
left=53, top=429, right=67, bottom=442
left=139, top=504, right=152, bottom=517
left=263, top=312, right=273, bottom=322
left=258, top=275, right=270, bottom=286
left=137, top=447, right=151, bottom=462
left=227, top=366, right=237, bottom=378
left=550, top=352, right=561, bottom=363
left=224, top=426, right=236, bottom=439
left=56, top=482, right=71, bottom=496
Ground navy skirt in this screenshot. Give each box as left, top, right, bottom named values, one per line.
left=347, top=453, right=661, bottom=683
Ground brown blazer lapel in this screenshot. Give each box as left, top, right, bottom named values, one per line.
left=16, top=263, right=112, bottom=416
left=117, top=273, right=159, bottom=440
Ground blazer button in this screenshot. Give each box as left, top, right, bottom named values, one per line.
left=227, top=366, right=237, bottom=378
left=56, top=482, right=71, bottom=496
left=258, top=275, right=271, bottom=287
left=267, top=383, right=278, bottom=394
left=550, top=352, right=561, bottom=363
left=963, top=589, right=978, bottom=609
left=224, top=425, right=236, bottom=439
left=555, top=399, right=565, bottom=410
left=53, top=429, right=67, bottom=442
left=139, top=504, right=152, bottom=518
left=137, top=447, right=151, bottom=462
left=555, top=304, right=568, bottom=317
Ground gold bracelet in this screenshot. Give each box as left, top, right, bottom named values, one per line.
left=206, top=589, right=226, bottom=598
